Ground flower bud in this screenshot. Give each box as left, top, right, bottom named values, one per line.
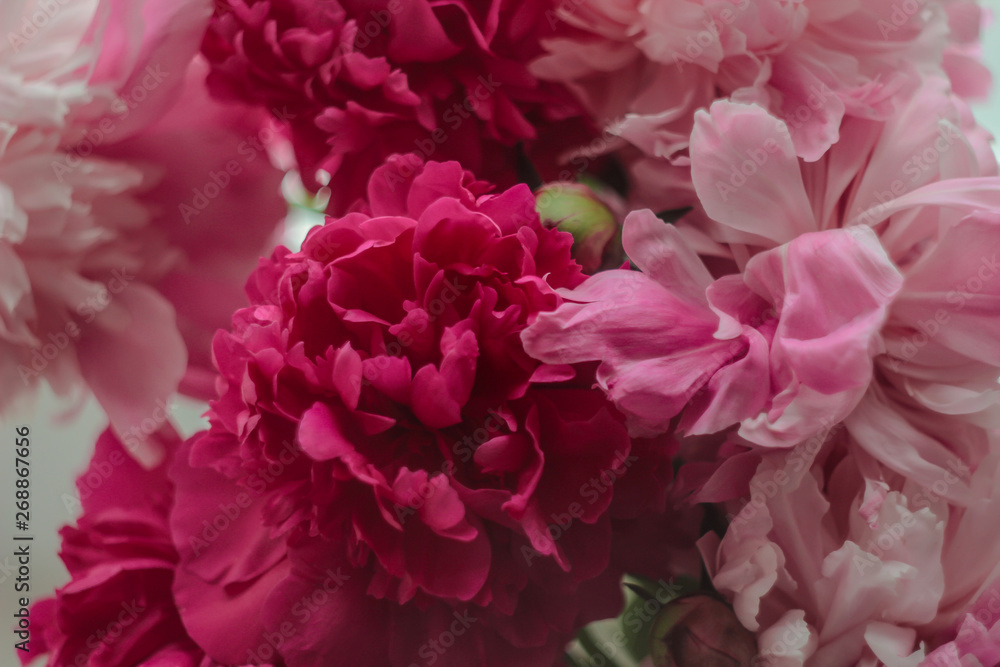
left=534, top=182, right=620, bottom=273
left=650, top=595, right=758, bottom=667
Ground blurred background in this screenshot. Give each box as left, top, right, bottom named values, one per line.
left=3, top=10, right=1000, bottom=664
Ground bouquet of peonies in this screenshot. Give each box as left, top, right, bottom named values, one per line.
left=10, top=0, right=1000, bottom=665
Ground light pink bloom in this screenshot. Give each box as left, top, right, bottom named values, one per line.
left=531, top=0, right=989, bottom=212
left=94, top=59, right=287, bottom=400
left=0, top=1, right=286, bottom=448
left=696, top=428, right=1000, bottom=667
left=522, top=207, right=902, bottom=447
left=684, top=88, right=1000, bottom=499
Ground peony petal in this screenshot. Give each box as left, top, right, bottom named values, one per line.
left=690, top=101, right=816, bottom=246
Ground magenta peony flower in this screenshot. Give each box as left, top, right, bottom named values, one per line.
left=0, top=0, right=287, bottom=449
left=24, top=428, right=266, bottom=667
left=167, top=156, right=666, bottom=666
left=201, top=0, right=596, bottom=213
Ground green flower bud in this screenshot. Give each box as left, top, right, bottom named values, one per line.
left=535, top=182, right=620, bottom=273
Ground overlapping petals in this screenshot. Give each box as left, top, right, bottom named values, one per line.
left=531, top=0, right=990, bottom=212
left=167, top=156, right=664, bottom=667
left=523, top=208, right=902, bottom=446
left=24, top=429, right=264, bottom=667
left=203, top=0, right=595, bottom=213
left=0, top=0, right=286, bottom=450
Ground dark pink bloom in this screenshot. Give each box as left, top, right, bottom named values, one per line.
left=24, top=428, right=263, bottom=667
left=202, top=0, right=596, bottom=213
left=168, top=156, right=665, bottom=666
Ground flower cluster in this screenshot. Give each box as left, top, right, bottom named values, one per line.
left=20, top=1, right=1000, bottom=666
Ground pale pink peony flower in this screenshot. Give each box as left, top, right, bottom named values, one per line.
left=531, top=0, right=990, bottom=212
left=0, top=0, right=286, bottom=450
left=526, top=78, right=1000, bottom=499
left=522, top=208, right=904, bottom=447
left=918, top=578, right=1000, bottom=666
left=697, top=429, right=1000, bottom=666
left=684, top=85, right=1000, bottom=499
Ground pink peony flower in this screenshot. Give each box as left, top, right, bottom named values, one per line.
left=684, top=88, right=1000, bottom=498
left=94, top=58, right=287, bottom=401
left=526, top=79, right=1000, bottom=499
left=530, top=0, right=990, bottom=212
left=167, top=156, right=666, bottom=666
left=522, top=207, right=904, bottom=447
left=697, top=425, right=1000, bottom=666
left=201, top=0, right=597, bottom=214
left=24, top=428, right=266, bottom=667
left=0, top=0, right=287, bottom=449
